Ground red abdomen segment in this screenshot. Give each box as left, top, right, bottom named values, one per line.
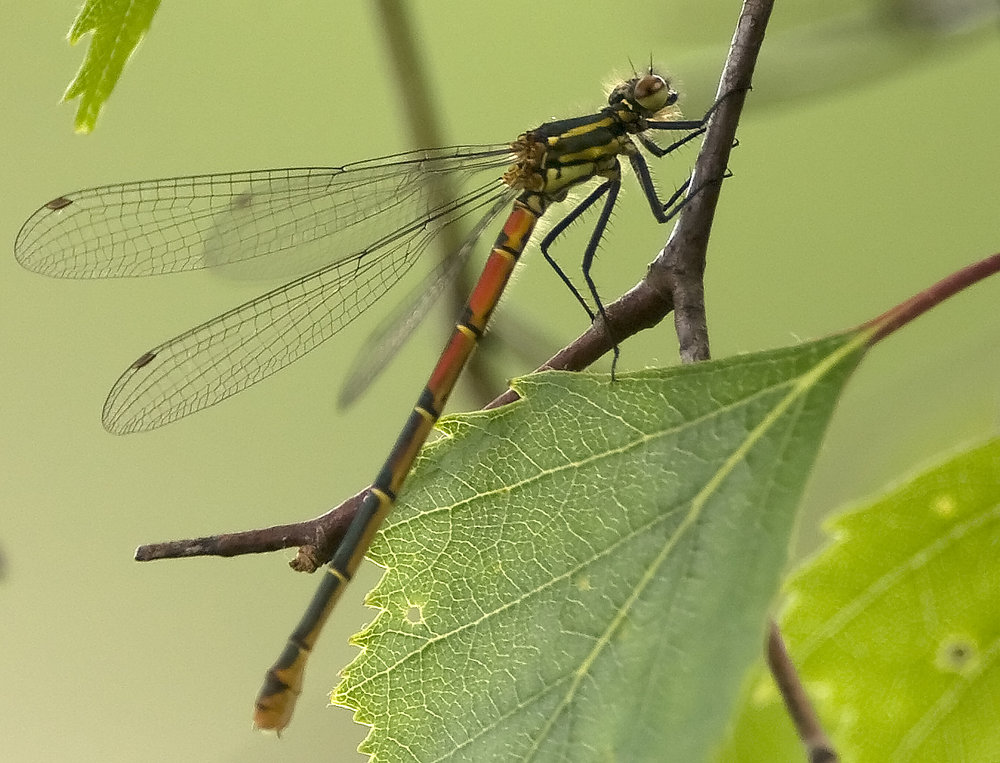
left=253, top=197, right=542, bottom=732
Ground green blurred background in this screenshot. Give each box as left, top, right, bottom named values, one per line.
left=2, top=1, right=997, bottom=760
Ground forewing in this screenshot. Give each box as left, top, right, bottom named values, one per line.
left=15, top=145, right=513, bottom=279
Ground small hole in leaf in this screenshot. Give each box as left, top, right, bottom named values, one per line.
left=405, top=604, right=423, bottom=625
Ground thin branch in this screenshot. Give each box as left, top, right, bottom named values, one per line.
left=767, top=620, right=839, bottom=763
left=135, top=491, right=365, bottom=570
left=374, top=0, right=497, bottom=406
left=134, top=501, right=356, bottom=566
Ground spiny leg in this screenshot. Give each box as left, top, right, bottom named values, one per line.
left=578, top=177, right=623, bottom=378
left=538, top=180, right=618, bottom=322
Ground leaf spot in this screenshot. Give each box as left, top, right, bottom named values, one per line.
left=932, top=493, right=957, bottom=517
left=935, top=634, right=979, bottom=674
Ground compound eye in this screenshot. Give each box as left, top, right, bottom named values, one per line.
left=634, top=73, right=678, bottom=112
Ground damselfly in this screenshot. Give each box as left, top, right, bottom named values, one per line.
left=16, top=68, right=711, bottom=730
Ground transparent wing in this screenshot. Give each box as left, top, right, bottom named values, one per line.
left=336, top=193, right=512, bottom=408
left=14, top=144, right=520, bottom=433
left=15, top=144, right=513, bottom=279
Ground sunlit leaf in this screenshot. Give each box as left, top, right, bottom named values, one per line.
left=63, top=0, right=162, bottom=132
left=721, top=438, right=1000, bottom=762
left=334, top=331, right=870, bottom=761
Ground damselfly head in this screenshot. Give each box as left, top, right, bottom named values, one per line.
left=607, top=70, right=679, bottom=117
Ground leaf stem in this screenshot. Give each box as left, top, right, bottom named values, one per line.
left=865, top=251, right=1000, bottom=344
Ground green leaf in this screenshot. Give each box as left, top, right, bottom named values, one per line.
left=62, top=0, right=162, bottom=133
left=333, top=331, right=869, bottom=762
left=721, top=438, right=1000, bottom=762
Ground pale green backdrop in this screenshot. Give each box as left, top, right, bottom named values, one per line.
left=2, top=2, right=998, bottom=761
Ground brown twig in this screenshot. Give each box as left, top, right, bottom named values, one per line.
left=134, top=500, right=357, bottom=567
left=767, top=620, right=839, bottom=762
left=373, top=0, right=497, bottom=407
left=135, top=490, right=366, bottom=570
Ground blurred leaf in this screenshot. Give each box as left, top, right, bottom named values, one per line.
left=63, top=0, right=162, bottom=133
left=674, top=0, right=1000, bottom=113
left=334, top=331, right=869, bottom=762
left=721, top=438, right=1000, bottom=762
